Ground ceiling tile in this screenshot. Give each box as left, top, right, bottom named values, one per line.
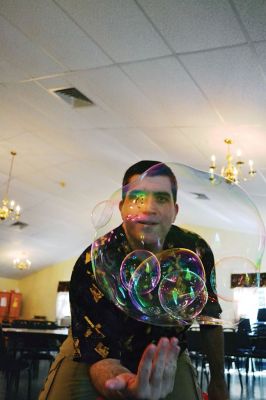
left=180, top=45, right=266, bottom=125
left=122, top=56, right=221, bottom=125
left=0, top=0, right=113, bottom=69
left=67, top=66, right=173, bottom=127
left=0, top=15, right=64, bottom=79
left=139, top=0, right=246, bottom=52
left=56, top=0, right=171, bottom=62
left=233, top=0, right=266, bottom=41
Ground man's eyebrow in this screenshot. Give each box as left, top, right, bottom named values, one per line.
left=127, top=190, right=171, bottom=197
left=153, top=191, right=171, bottom=198
left=127, top=189, right=145, bottom=196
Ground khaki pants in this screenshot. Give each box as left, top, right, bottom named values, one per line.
left=39, top=335, right=203, bottom=400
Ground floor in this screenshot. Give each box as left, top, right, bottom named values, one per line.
left=0, top=360, right=266, bottom=399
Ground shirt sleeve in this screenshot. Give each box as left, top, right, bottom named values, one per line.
left=69, top=247, right=123, bottom=364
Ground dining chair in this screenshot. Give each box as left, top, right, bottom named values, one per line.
left=9, top=320, right=61, bottom=379
left=223, top=331, right=243, bottom=390
left=0, top=324, right=31, bottom=400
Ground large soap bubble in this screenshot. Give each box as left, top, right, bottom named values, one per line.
left=91, top=162, right=265, bottom=328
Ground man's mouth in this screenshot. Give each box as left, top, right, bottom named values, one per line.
left=125, top=215, right=159, bottom=225
left=137, top=220, right=158, bottom=225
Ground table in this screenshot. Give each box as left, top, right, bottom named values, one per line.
left=3, top=327, right=68, bottom=357
left=3, top=327, right=68, bottom=336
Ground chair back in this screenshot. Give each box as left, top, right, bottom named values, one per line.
left=237, top=318, right=251, bottom=333
left=257, top=308, right=266, bottom=322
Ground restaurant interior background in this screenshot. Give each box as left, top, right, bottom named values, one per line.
left=0, top=0, right=266, bottom=330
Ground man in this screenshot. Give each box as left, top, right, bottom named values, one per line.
left=40, top=160, right=228, bottom=400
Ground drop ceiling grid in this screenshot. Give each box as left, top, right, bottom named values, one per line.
left=65, top=71, right=136, bottom=128
left=178, top=126, right=263, bottom=161
left=0, top=131, right=74, bottom=171
left=121, top=56, right=221, bottom=126
left=4, top=81, right=99, bottom=131
left=55, top=0, right=172, bottom=63
left=103, top=127, right=169, bottom=161
left=233, top=0, right=266, bottom=41
left=0, top=14, right=64, bottom=79
left=142, top=126, right=208, bottom=166
left=0, top=57, right=31, bottom=83
left=67, top=66, right=174, bottom=127
left=138, top=0, right=246, bottom=53
left=180, top=45, right=266, bottom=125
left=0, top=0, right=112, bottom=70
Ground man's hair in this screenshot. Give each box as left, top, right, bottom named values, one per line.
left=122, top=160, right=177, bottom=202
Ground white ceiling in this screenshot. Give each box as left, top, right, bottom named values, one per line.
left=0, top=0, right=266, bottom=279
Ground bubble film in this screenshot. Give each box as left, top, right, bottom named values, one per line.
left=211, top=256, right=258, bottom=302
left=120, top=250, right=160, bottom=293
left=91, top=162, right=265, bottom=327
left=127, top=249, right=207, bottom=324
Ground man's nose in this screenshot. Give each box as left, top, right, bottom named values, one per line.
left=137, top=194, right=156, bottom=212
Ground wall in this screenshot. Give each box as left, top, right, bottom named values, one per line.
left=18, top=257, right=76, bottom=321
left=0, top=277, right=19, bottom=291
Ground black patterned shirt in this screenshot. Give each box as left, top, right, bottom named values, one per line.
left=70, top=224, right=221, bottom=373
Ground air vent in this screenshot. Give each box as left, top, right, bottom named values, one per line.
left=53, top=87, right=94, bottom=108
left=191, top=192, right=209, bottom=200
left=10, top=221, right=28, bottom=229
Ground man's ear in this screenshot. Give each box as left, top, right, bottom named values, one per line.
left=173, top=203, right=179, bottom=221
left=119, top=199, right=124, bottom=212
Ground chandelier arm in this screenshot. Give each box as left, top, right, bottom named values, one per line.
left=3, top=151, right=16, bottom=199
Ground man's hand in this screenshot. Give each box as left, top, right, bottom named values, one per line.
left=208, top=377, right=229, bottom=400
left=105, top=337, right=180, bottom=400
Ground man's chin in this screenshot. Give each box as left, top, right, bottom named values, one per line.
left=137, top=237, right=163, bottom=252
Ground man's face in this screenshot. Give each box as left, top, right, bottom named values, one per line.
left=119, top=174, right=178, bottom=252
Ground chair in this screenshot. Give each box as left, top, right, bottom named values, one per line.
left=237, top=318, right=251, bottom=334
left=0, top=325, right=31, bottom=400
left=10, top=320, right=61, bottom=379
left=236, top=319, right=254, bottom=375
left=257, top=308, right=266, bottom=322
left=250, top=336, right=266, bottom=372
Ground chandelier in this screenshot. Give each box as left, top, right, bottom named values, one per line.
left=0, top=151, right=21, bottom=222
left=13, top=257, right=31, bottom=271
left=209, top=138, right=256, bottom=184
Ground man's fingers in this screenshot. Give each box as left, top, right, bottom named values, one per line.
left=161, top=337, right=180, bottom=395
left=137, top=343, right=157, bottom=388
left=150, top=337, right=169, bottom=386
left=164, top=337, right=180, bottom=376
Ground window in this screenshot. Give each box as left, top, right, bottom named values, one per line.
left=234, top=287, right=266, bottom=324
left=56, top=281, right=71, bottom=325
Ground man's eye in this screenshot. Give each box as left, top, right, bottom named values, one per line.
left=155, top=195, right=169, bottom=203
left=128, top=193, right=145, bottom=203
left=128, top=194, right=137, bottom=201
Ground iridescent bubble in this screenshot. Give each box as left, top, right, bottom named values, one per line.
left=158, top=270, right=206, bottom=315
left=91, top=162, right=266, bottom=327
left=158, top=248, right=205, bottom=281
left=120, top=250, right=160, bottom=293
left=126, top=249, right=207, bottom=326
